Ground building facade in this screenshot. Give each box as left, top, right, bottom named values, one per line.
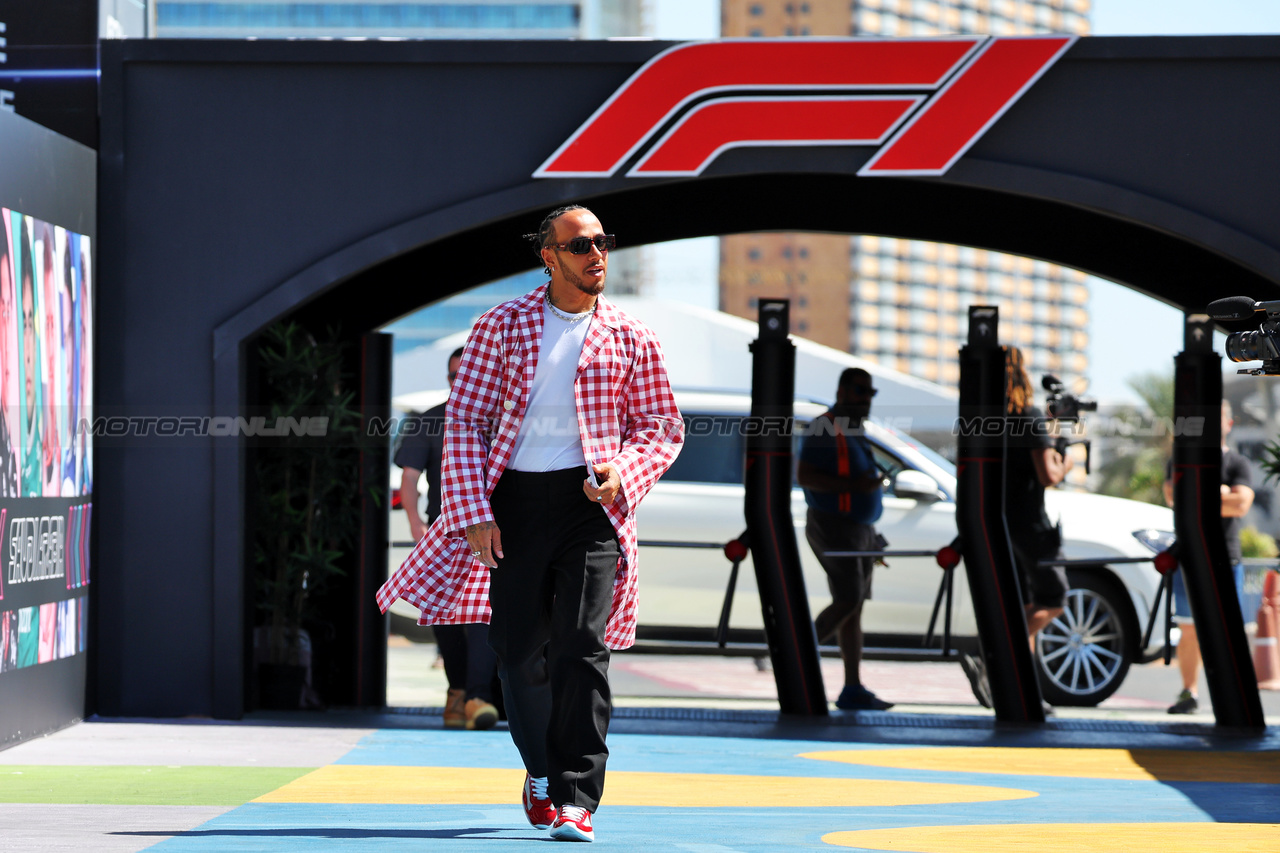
left=719, top=0, right=1092, bottom=389
left=151, top=0, right=646, bottom=39
left=142, top=0, right=653, bottom=348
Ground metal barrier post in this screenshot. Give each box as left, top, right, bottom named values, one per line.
left=744, top=299, right=827, bottom=715
left=716, top=534, right=750, bottom=649
left=1172, top=314, right=1265, bottom=729
left=956, top=306, right=1045, bottom=723
left=1141, top=551, right=1178, bottom=666
left=925, top=541, right=962, bottom=657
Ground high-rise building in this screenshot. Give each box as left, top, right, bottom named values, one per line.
left=151, top=0, right=646, bottom=40
left=719, top=0, right=1092, bottom=389
left=145, top=0, right=654, bottom=348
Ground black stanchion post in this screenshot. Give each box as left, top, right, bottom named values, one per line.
left=1172, top=314, right=1265, bottom=729
left=744, top=299, right=828, bottom=715
left=356, top=331, right=392, bottom=707
left=956, top=306, right=1045, bottom=723
left=715, top=534, right=750, bottom=649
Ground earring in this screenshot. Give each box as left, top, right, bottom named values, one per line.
left=544, top=265, right=553, bottom=274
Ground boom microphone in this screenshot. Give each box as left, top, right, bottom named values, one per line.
left=1207, top=296, right=1258, bottom=320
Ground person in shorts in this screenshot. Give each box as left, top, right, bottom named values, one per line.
left=798, top=368, right=893, bottom=712
left=1161, top=399, right=1253, bottom=714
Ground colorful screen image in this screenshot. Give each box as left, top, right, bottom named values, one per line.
left=0, top=208, right=93, bottom=499
left=0, top=609, right=16, bottom=672
left=37, top=601, right=56, bottom=663
left=56, top=597, right=75, bottom=659
left=16, top=605, right=37, bottom=668
left=0, top=598, right=87, bottom=671
left=77, top=594, right=87, bottom=655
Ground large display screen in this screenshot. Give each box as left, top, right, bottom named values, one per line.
left=0, top=208, right=92, bottom=686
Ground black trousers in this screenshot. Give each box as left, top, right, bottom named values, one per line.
left=434, top=623, right=497, bottom=703
left=487, top=467, right=619, bottom=811
left=429, top=510, right=499, bottom=705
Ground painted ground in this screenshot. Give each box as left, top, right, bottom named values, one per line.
left=3, top=723, right=1276, bottom=851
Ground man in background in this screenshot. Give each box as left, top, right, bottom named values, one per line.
left=799, top=367, right=893, bottom=712
left=396, top=346, right=499, bottom=730
left=1162, top=399, right=1253, bottom=714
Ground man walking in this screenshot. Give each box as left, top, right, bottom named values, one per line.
left=798, top=368, right=893, bottom=711
left=378, top=205, right=683, bottom=842
left=395, top=346, right=499, bottom=730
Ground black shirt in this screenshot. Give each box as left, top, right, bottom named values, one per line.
left=1164, top=449, right=1253, bottom=564
left=393, top=402, right=446, bottom=523
left=1003, top=404, right=1055, bottom=540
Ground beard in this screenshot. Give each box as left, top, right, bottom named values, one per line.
left=562, top=262, right=606, bottom=296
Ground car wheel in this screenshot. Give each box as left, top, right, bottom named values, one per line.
left=1034, top=570, right=1135, bottom=707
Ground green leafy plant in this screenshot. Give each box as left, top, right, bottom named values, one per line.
left=1094, top=371, right=1174, bottom=506
left=1258, top=437, right=1280, bottom=487
left=251, top=322, right=362, bottom=667
left=1239, top=524, right=1279, bottom=560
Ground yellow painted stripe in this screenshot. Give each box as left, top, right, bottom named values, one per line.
left=822, top=823, right=1280, bottom=852
left=253, top=765, right=1036, bottom=807
left=800, top=748, right=1280, bottom=784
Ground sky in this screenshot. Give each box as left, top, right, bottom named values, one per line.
left=652, top=0, right=1280, bottom=39
left=642, top=0, right=1280, bottom=405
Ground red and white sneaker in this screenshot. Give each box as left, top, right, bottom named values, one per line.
left=549, top=805, right=595, bottom=842
left=522, top=774, right=556, bottom=830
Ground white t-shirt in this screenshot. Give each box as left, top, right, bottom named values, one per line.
left=509, top=300, right=593, bottom=472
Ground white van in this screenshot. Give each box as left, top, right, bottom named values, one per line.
left=634, top=390, right=1177, bottom=706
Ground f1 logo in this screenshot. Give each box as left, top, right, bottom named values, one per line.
left=533, top=36, right=1075, bottom=179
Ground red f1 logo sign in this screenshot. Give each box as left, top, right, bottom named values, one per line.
left=533, top=36, right=1075, bottom=179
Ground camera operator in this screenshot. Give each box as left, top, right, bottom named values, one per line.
left=961, top=347, right=1073, bottom=712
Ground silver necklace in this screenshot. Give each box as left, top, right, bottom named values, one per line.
left=545, top=290, right=596, bottom=324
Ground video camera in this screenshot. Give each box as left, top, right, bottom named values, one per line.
left=1042, top=374, right=1097, bottom=422
left=1206, top=296, right=1280, bottom=375
left=1042, top=374, right=1095, bottom=474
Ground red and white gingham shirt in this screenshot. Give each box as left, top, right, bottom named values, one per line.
left=376, top=286, right=684, bottom=649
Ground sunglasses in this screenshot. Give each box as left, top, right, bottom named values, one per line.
left=847, top=384, right=878, bottom=397
left=548, top=235, right=616, bottom=255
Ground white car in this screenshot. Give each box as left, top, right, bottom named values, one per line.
left=634, top=390, right=1177, bottom=706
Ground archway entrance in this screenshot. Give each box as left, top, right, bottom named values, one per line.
left=96, top=35, right=1280, bottom=718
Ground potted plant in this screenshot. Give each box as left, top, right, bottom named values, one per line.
left=250, top=321, right=361, bottom=709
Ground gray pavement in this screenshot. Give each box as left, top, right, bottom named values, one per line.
left=388, top=636, right=1280, bottom=725
left=0, top=805, right=234, bottom=853
left=0, top=722, right=372, bottom=767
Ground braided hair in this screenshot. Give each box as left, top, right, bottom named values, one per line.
left=1005, top=346, right=1034, bottom=415
left=523, top=204, right=589, bottom=276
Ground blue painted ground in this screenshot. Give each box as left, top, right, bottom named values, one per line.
left=142, top=729, right=1280, bottom=851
